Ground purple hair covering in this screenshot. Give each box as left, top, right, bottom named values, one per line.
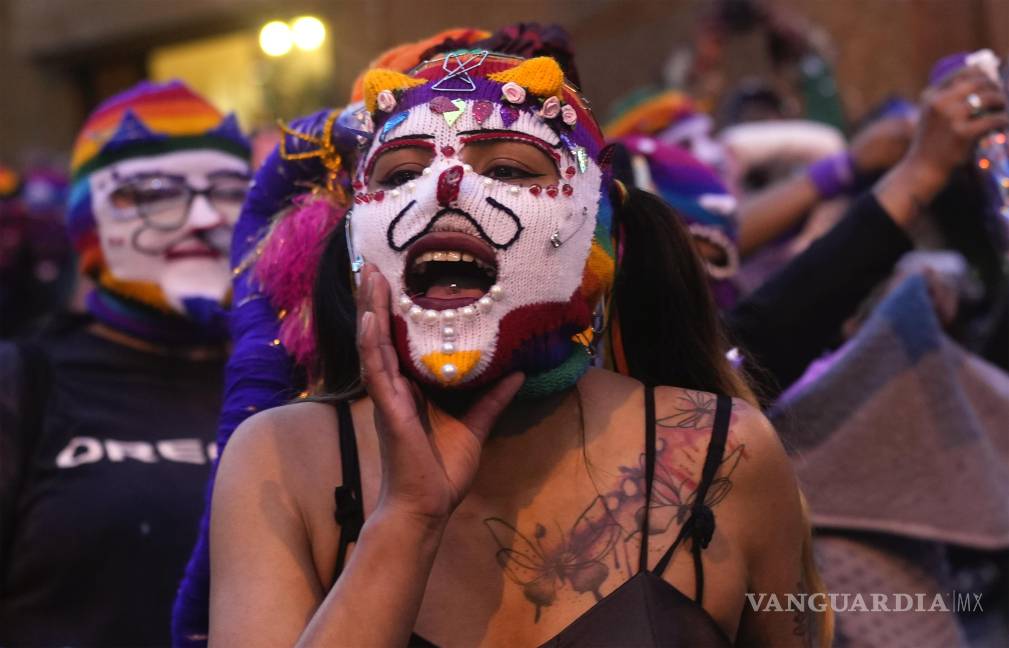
left=929, top=52, right=971, bottom=86
left=171, top=108, right=358, bottom=646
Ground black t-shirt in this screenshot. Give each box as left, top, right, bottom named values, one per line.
left=0, top=321, right=224, bottom=647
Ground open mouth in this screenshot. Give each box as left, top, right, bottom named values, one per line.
left=404, top=231, right=498, bottom=310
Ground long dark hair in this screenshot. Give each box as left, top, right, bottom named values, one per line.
left=609, top=185, right=753, bottom=401
left=313, top=186, right=753, bottom=403
left=312, top=223, right=362, bottom=399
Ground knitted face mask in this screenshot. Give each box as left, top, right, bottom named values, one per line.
left=347, top=53, right=613, bottom=392
left=88, top=150, right=250, bottom=314
left=67, top=80, right=251, bottom=325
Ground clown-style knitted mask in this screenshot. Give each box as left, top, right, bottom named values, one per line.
left=67, top=80, right=250, bottom=338
left=348, top=53, right=614, bottom=395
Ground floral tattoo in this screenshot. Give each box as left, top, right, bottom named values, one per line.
left=485, top=391, right=746, bottom=622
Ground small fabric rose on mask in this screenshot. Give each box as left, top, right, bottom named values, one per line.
left=501, top=82, right=527, bottom=104
left=540, top=96, right=561, bottom=119
left=561, top=104, right=577, bottom=126
left=376, top=90, right=397, bottom=113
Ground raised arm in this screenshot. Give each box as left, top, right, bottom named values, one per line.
left=736, top=113, right=914, bottom=258
left=728, top=66, right=1009, bottom=402
left=209, top=265, right=522, bottom=647
left=873, top=67, right=1007, bottom=227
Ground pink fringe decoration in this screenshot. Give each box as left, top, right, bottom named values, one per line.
left=254, top=195, right=346, bottom=369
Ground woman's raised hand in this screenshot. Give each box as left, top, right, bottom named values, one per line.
left=356, top=264, right=524, bottom=527
left=874, top=66, right=1009, bottom=228
left=904, top=67, right=1009, bottom=198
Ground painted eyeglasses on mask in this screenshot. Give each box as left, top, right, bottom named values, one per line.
left=108, top=170, right=250, bottom=229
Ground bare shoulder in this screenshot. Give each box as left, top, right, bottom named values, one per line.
left=219, top=401, right=343, bottom=493
left=651, top=387, right=800, bottom=533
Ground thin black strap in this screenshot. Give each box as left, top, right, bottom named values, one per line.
left=652, top=394, right=732, bottom=606
left=637, top=385, right=656, bottom=573
left=332, top=400, right=364, bottom=580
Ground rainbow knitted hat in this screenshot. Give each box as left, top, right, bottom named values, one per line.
left=67, top=80, right=249, bottom=277
left=604, top=89, right=700, bottom=139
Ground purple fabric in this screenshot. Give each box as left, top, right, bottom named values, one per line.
left=929, top=52, right=970, bottom=86
left=172, top=109, right=347, bottom=646
left=808, top=151, right=855, bottom=199
left=173, top=65, right=610, bottom=643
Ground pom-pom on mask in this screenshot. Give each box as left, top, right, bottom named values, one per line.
left=348, top=53, right=614, bottom=394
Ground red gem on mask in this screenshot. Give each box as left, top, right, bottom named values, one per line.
left=546, top=184, right=559, bottom=198
left=473, top=100, right=494, bottom=124
left=529, top=184, right=542, bottom=196
left=437, top=165, right=464, bottom=207
left=430, top=96, right=456, bottom=114
left=441, top=146, right=456, bottom=158
left=562, top=184, right=573, bottom=196
left=564, top=166, right=576, bottom=179
left=374, top=190, right=385, bottom=202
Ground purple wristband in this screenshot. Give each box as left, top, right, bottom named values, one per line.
left=808, top=151, right=856, bottom=199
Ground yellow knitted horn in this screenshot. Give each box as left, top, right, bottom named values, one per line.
left=487, top=57, right=565, bottom=98
left=362, top=69, right=427, bottom=112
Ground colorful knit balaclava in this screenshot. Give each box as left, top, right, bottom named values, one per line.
left=617, top=134, right=740, bottom=309
left=348, top=53, right=614, bottom=393
left=67, top=81, right=250, bottom=336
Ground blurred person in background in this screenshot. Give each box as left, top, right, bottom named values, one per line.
left=0, top=80, right=250, bottom=646
left=609, top=134, right=742, bottom=310
left=616, top=42, right=1009, bottom=646
left=727, top=52, right=1009, bottom=398
left=0, top=164, right=74, bottom=338
left=766, top=51, right=1009, bottom=647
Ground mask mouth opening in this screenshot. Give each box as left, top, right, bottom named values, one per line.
left=688, top=224, right=739, bottom=281
left=404, top=230, right=498, bottom=310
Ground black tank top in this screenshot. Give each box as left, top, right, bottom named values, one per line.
left=331, top=387, right=734, bottom=647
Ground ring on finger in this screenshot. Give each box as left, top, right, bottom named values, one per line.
left=966, top=92, right=984, bottom=118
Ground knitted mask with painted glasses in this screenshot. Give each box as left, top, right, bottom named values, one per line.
left=67, top=81, right=250, bottom=329
left=348, top=52, right=614, bottom=395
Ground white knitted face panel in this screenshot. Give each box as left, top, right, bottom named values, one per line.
left=88, top=150, right=250, bottom=311
left=349, top=102, right=602, bottom=386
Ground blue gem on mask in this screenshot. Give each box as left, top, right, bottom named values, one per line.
left=380, top=111, right=409, bottom=143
